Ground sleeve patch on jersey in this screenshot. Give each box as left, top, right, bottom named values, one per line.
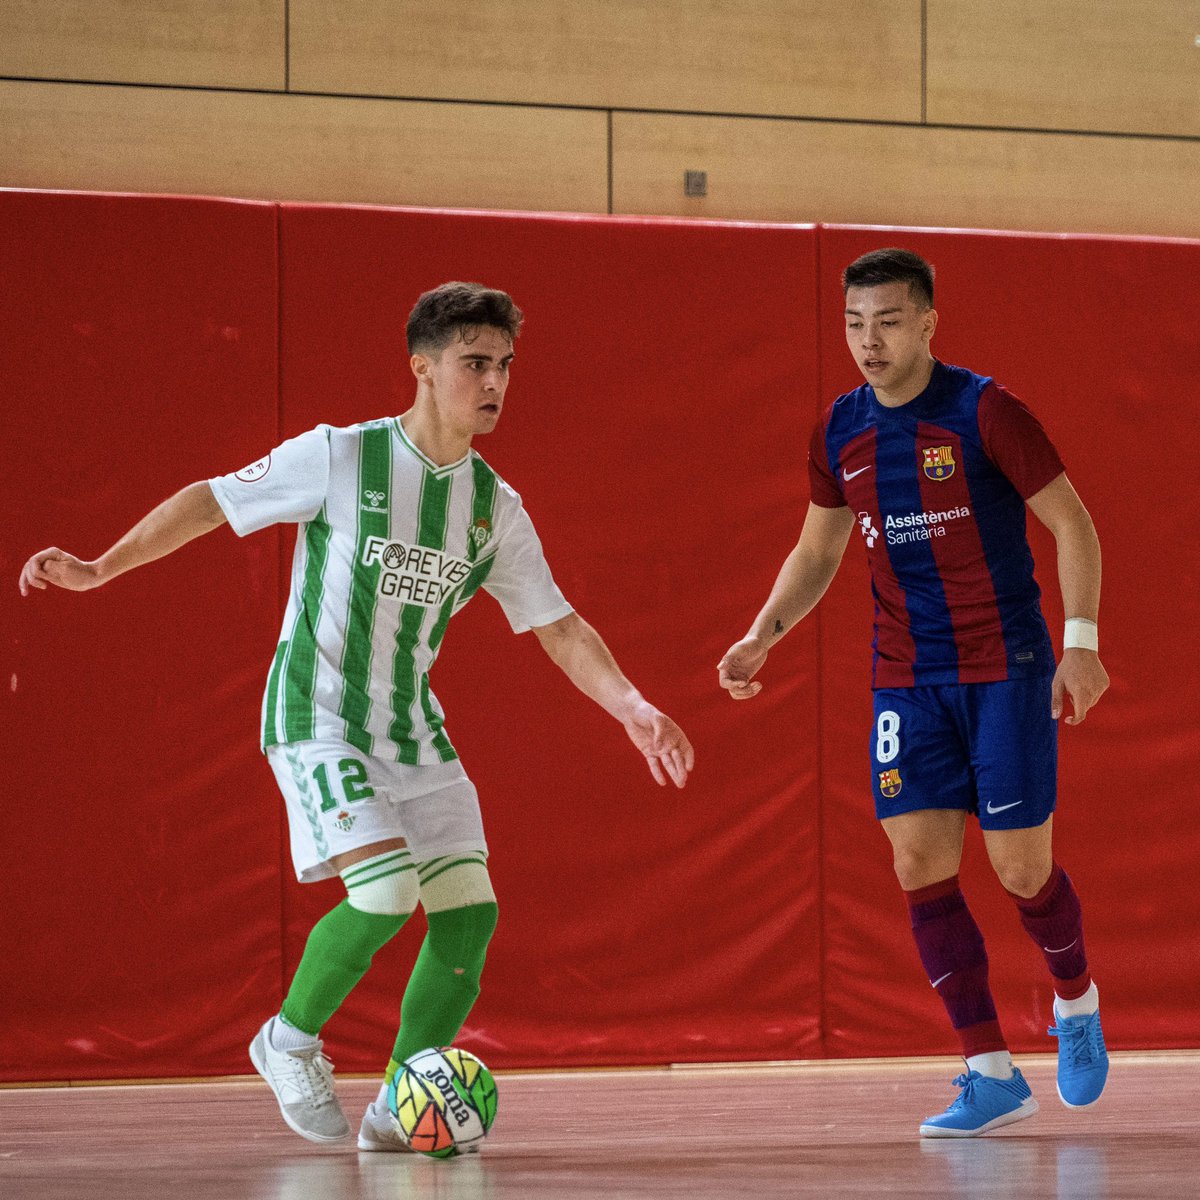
left=235, top=455, right=271, bottom=483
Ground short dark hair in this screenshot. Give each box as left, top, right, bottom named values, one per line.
left=406, top=282, right=524, bottom=354
left=842, top=248, right=935, bottom=308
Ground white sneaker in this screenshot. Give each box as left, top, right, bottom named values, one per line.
left=357, top=1098, right=412, bottom=1152
left=249, top=1019, right=350, bottom=1143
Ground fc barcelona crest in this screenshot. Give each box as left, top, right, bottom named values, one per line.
left=878, top=768, right=902, bottom=799
left=922, top=445, right=956, bottom=481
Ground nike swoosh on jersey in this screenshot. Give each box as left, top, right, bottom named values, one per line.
left=985, top=800, right=1023, bottom=814
left=843, top=465, right=872, bottom=480
left=930, top=972, right=953, bottom=988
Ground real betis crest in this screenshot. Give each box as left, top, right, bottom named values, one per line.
left=334, top=809, right=356, bottom=833
left=922, top=445, right=956, bottom=481
left=471, top=518, right=493, bottom=551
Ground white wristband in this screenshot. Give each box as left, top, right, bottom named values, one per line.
left=1064, top=618, right=1098, bottom=652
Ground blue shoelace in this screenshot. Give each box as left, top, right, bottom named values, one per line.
left=947, top=1071, right=977, bottom=1108
left=1048, top=1015, right=1103, bottom=1068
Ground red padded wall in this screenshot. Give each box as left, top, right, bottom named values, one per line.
left=815, top=225, right=1200, bottom=1055
left=4, top=192, right=1198, bottom=1082
left=0, top=191, right=283, bottom=1080
left=274, top=206, right=824, bottom=1069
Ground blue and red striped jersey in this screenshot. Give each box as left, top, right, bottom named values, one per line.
left=809, top=361, right=1064, bottom=688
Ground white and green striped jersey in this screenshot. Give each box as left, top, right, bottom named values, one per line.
left=210, top=418, right=573, bottom=764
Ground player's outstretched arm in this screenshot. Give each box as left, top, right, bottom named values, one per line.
left=532, top=612, right=695, bottom=789
left=1027, top=473, right=1109, bottom=725
left=718, top=502, right=854, bottom=700
left=19, top=481, right=228, bottom=597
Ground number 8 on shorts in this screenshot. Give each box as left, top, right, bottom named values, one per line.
left=876, top=710, right=901, bottom=764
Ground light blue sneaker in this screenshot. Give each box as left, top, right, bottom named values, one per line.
left=1049, top=1009, right=1109, bottom=1107
left=919, top=1069, right=1039, bottom=1138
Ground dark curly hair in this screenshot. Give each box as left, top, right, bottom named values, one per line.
left=406, top=282, right=524, bottom=354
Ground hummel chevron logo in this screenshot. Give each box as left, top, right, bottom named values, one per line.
left=843, top=465, right=872, bottom=481
left=985, top=800, right=1023, bottom=814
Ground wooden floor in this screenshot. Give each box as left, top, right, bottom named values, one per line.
left=3, top=1053, right=1198, bottom=1199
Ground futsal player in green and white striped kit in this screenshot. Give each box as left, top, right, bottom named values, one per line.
left=19, top=282, right=695, bottom=1149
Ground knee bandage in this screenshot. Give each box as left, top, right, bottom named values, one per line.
left=417, top=851, right=496, bottom=913
left=341, top=848, right=419, bottom=915
left=388, top=859, right=498, bottom=1066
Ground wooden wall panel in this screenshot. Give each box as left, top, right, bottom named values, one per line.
left=290, top=0, right=922, bottom=122
left=927, top=1, right=1200, bottom=137
left=612, top=112, right=1200, bottom=238
left=0, top=82, right=608, bottom=213
left=0, top=0, right=285, bottom=91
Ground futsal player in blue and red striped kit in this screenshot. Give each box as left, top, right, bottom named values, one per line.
left=719, top=248, right=1111, bottom=1136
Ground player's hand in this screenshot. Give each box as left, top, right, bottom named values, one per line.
left=717, top=636, right=769, bottom=700
left=1051, top=648, right=1109, bottom=725
left=622, top=701, right=695, bottom=789
left=18, top=548, right=104, bottom=596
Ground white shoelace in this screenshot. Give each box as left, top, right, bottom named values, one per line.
left=288, top=1046, right=337, bottom=1106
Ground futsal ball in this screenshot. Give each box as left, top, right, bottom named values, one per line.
left=388, top=1046, right=498, bottom=1157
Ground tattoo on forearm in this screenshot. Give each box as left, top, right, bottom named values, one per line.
left=773, top=620, right=784, bottom=635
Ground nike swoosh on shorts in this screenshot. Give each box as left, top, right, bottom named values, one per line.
left=985, top=800, right=1023, bottom=814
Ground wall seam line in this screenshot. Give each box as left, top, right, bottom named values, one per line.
left=2, top=76, right=1197, bottom=146
left=274, top=202, right=288, bottom=1011
left=607, top=110, right=614, bottom=214
left=813, top=226, right=829, bottom=1057
left=920, top=0, right=928, bottom=124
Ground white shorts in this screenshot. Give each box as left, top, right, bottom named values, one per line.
left=267, top=739, right=488, bottom=882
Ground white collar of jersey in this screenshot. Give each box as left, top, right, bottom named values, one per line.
left=393, top=418, right=471, bottom=476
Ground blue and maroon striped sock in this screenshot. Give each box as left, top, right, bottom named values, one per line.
left=1009, top=862, right=1091, bottom=1001
left=906, top=875, right=1007, bottom=1058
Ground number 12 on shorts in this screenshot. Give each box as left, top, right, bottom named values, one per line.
left=876, top=710, right=901, bottom=764
left=313, top=758, right=375, bottom=811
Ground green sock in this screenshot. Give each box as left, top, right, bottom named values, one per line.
left=388, top=901, right=498, bottom=1070
left=280, top=899, right=409, bottom=1036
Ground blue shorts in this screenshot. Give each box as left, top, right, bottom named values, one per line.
left=870, top=675, right=1057, bottom=830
